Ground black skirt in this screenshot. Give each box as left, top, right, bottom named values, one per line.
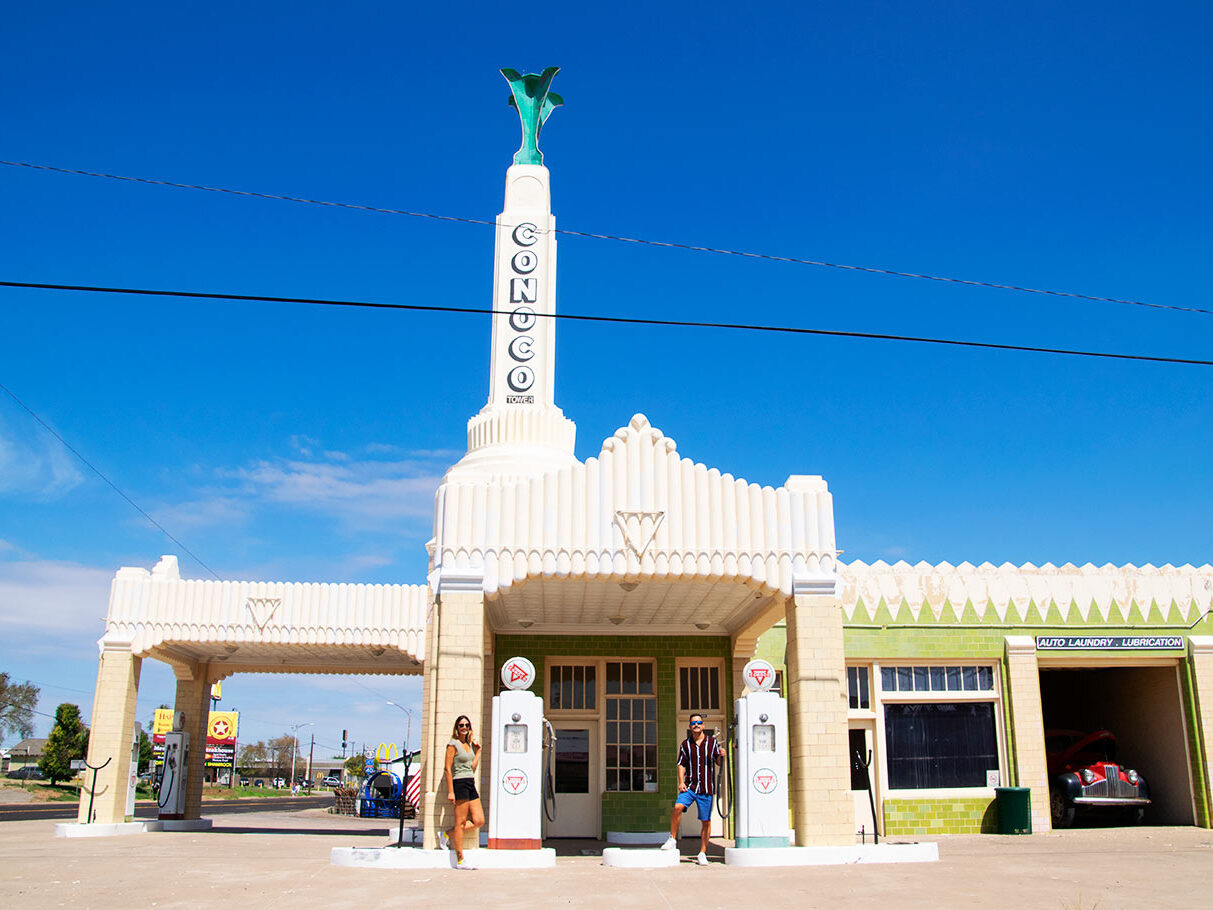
left=452, top=778, right=478, bottom=801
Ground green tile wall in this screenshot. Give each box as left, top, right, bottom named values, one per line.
left=495, top=633, right=732, bottom=837
left=883, top=796, right=997, bottom=835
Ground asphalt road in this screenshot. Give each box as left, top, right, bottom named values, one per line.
left=0, top=794, right=331, bottom=822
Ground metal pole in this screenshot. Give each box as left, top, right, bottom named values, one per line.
left=307, top=735, right=314, bottom=793
left=289, top=731, right=297, bottom=790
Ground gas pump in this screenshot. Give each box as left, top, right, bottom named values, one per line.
left=733, top=659, right=790, bottom=848
left=487, top=656, right=555, bottom=849
left=158, top=711, right=189, bottom=820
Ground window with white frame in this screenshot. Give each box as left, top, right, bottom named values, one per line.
left=547, top=663, right=596, bottom=711
left=605, top=660, right=657, bottom=792
left=847, top=665, right=871, bottom=710
left=879, top=663, right=1000, bottom=790
left=678, top=663, right=722, bottom=713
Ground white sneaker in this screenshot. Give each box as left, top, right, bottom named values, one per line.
left=660, top=836, right=678, bottom=851
left=696, top=852, right=708, bottom=865
left=438, top=830, right=450, bottom=850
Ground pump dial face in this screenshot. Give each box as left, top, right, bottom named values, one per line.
left=752, top=723, right=776, bottom=753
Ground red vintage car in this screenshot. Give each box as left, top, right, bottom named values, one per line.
left=1045, top=729, right=1150, bottom=827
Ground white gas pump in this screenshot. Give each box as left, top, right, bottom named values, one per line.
left=733, top=659, right=791, bottom=848
left=158, top=711, right=189, bottom=820
left=487, top=657, right=554, bottom=849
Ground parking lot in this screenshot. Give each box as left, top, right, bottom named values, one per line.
left=2, top=809, right=1211, bottom=908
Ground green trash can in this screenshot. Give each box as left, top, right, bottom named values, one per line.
left=994, top=786, right=1032, bottom=834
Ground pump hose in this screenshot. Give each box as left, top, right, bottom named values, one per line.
left=156, top=756, right=176, bottom=810
left=714, top=733, right=732, bottom=819
left=542, top=720, right=557, bottom=822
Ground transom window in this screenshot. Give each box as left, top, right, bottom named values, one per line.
left=880, top=664, right=994, bottom=694
left=847, top=666, right=871, bottom=709
left=678, top=664, right=721, bottom=712
left=548, top=664, right=596, bottom=711
left=605, top=660, right=657, bottom=791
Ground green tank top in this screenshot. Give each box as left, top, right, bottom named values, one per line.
left=448, top=739, right=475, bottom=779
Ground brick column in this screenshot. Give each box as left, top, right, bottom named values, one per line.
left=77, top=642, right=142, bottom=824
left=785, top=578, right=853, bottom=845
left=1004, top=636, right=1051, bottom=832
left=1186, top=637, right=1213, bottom=828
left=173, top=664, right=213, bottom=820
left=420, top=579, right=486, bottom=851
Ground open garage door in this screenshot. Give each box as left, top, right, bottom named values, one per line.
left=1039, top=666, right=1195, bottom=825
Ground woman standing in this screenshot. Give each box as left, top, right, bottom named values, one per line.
left=442, top=714, right=483, bottom=866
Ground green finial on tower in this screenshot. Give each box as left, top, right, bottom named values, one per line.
left=501, top=67, right=563, bottom=166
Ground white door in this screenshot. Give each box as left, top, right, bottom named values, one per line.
left=850, top=725, right=878, bottom=837
left=544, top=724, right=598, bottom=838
left=677, top=717, right=726, bottom=838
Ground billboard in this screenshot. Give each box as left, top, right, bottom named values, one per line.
left=153, top=709, right=239, bottom=770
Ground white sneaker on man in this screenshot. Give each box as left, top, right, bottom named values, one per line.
left=660, top=836, right=677, bottom=851
left=696, top=852, right=709, bottom=865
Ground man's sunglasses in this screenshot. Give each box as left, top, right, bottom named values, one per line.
left=689, top=721, right=703, bottom=726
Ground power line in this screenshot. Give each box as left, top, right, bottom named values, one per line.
left=3, top=278, right=1212, bottom=368
left=3, top=158, right=1207, bottom=318
left=0, top=378, right=220, bottom=579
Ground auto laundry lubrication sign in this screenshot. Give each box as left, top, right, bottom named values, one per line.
left=1035, top=635, right=1185, bottom=651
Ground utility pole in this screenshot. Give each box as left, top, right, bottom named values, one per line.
left=307, top=734, right=315, bottom=793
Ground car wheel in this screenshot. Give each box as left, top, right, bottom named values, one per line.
left=1050, top=788, right=1075, bottom=828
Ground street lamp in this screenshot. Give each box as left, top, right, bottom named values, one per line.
left=289, top=722, right=313, bottom=792
left=384, top=701, right=413, bottom=760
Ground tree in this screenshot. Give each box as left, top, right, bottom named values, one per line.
left=344, top=752, right=367, bottom=780
left=0, top=672, right=39, bottom=743
left=137, top=727, right=154, bottom=774
left=268, top=734, right=298, bottom=777
left=238, top=740, right=269, bottom=775
left=39, top=703, right=89, bottom=785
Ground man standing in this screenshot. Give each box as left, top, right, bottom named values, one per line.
left=662, top=713, right=722, bottom=865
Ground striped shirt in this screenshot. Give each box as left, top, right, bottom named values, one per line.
left=676, top=734, right=722, bottom=795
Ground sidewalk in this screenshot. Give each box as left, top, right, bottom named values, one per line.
left=2, top=809, right=1210, bottom=909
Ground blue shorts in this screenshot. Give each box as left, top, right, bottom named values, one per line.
left=675, top=790, right=713, bottom=821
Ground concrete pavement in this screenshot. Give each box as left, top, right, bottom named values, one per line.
left=2, top=808, right=1211, bottom=908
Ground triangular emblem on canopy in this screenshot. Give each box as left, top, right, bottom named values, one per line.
left=246, top=597, right=282, bottom=632
left=614, top=511, right=666, bottom=559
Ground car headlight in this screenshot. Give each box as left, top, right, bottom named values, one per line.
left=1126, top=770, right=1139, bottom=784
left=1080, top=769, right=1095, bottom=784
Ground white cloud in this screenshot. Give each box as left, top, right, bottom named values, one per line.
left=150, top=495, right=250, bottom=531
left=0, top=557, right=112, bottom=637
left=0, top=420, right=85, bottom=500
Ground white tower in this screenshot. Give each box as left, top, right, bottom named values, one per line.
left=447, top=163, right=577, bottom=480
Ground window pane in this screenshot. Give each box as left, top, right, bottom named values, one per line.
left=645, top=745, right=656, bottom=767
left=884, top=702, right=998, bottom=789
left=946, top=667, right=963, bottom=691
left=708, top=667, right=719, bottom=709
left=882, top=667, right=896, bottom=692
left=585, top=666, right=596, bottom=709
left=607, top=722, right=618, bottom=742
left=606, top=700, right=617, bottom=720
left=605, top=745, right=617, bottom=766
left=977, top=666, right=993, bottom=691
left=623, top=662, right=637, bottom=694
left=962, top=666, right=978, bottom=691
left=645, top=700, right=656, bottom=720
left=638, top=662, right=654, bottom=695
left=913, top=667, right=929, bottom=691
left=618, top=699, right=630, bottom=721
left=679, top=667, right=690, bottom=708
left=617, top=745, right=630, bottom=768
left=848, top=666, right=859, bottom=709
left=554, top=729, right=590, bottom=794
left=896, top=667, right=912, bottom=691
left=606, top=769, right=618, bottom=792
left=858, top=667, right=870, bottom=708
left=632, top=770, right=644, bottom=791
left=562, top=673, right=573, bottom=707
left=606, top=662, right=621, bottom=695
left=929, top=667, right=946, bottom=691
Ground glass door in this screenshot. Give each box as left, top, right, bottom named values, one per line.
left=544, top=724, right=598, bottom=838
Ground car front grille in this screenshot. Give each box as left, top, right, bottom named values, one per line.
left=1082, top=763, right=1138, bottom=798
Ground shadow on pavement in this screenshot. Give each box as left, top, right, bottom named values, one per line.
left=209, top=826, right=392, bottom=836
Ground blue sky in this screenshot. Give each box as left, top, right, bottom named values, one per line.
left=1, top=2, right=1210, bottom=752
